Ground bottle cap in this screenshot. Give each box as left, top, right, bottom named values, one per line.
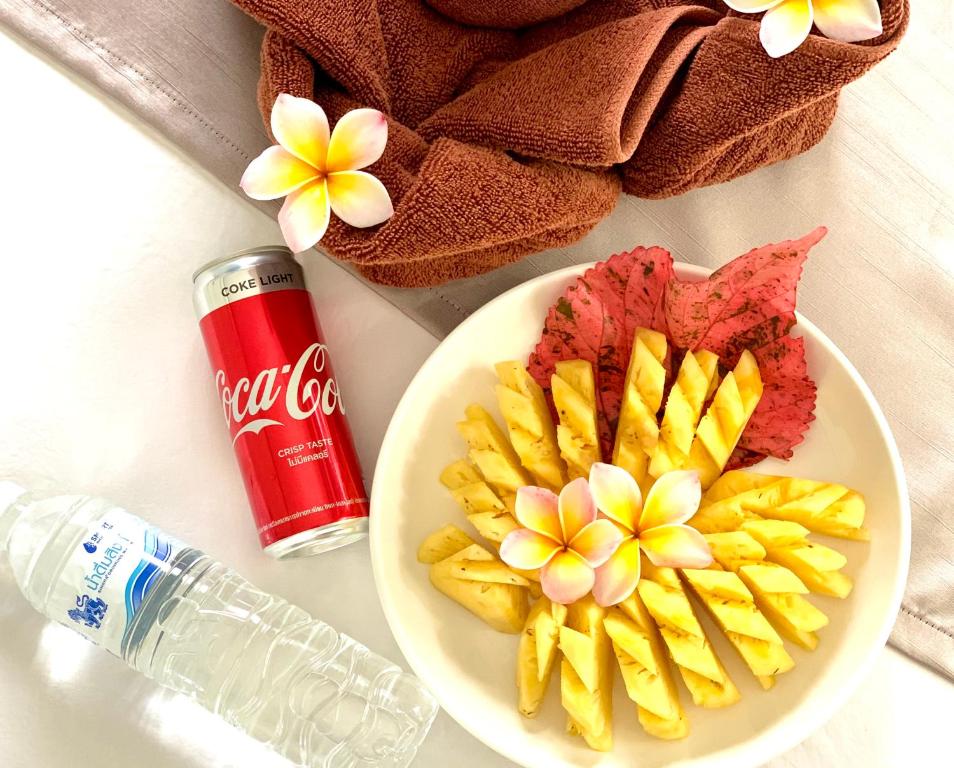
left=0, top=481, right=25, bottom=513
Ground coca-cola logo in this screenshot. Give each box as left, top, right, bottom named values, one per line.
left=216, top=342, right=345, bottom=445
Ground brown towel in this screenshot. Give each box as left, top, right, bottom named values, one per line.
left=231, top=0, right=908, bottom=287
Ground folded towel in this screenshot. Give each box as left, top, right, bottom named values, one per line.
left=231, top=0, right=908, bottom=287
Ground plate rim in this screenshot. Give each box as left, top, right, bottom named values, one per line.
left=370, top=261, right=911, bottom=768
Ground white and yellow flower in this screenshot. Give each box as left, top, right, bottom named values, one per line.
left=725, top=0, right=883, bottom=58
left=241, top=93, right=393, bottom=252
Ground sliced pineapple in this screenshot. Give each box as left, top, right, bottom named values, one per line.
left=702, top=531, right=829, bottom=651
left=429, top=541, right=529, bottom=633
left=700, top=471, right=868, bottom=541
left=551, top=360, right=601, bottom=479
left=738, top=563, right=829, bottom=650
left=743, top=520, right=853, bottom=598
left=417, top=523, right=475, bottom=564
left=440, top=459, right=519, bottom=544
left=649, top=350, right=720, bottom=478
left=495, top=361, right=568, bottom=491
left=456, top=404, right=531, bottom=507
left=448, top=560, right=531, bottom=586
left=613, top=328, right=668, bottom=495
left=685, top=351, right=763, bottom=489
left=606, top=593, right=688, bottom=739
left=681, top=568, right=795, bottom=689
left=560, top=597, right=613, bottom=751
left=517, top=596, right=567, bottom=717
left=636, top=559, right=740, bottom=708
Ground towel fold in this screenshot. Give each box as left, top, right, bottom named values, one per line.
left=232, top=0, right=908, bottom=287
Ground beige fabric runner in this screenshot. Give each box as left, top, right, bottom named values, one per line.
left=2, top=0, right=952, bottom=679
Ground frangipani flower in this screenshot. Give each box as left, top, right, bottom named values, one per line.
left=725, top=0, right=883, bottom=58
left=500, top=479, right=623, bottom=605
left=241, top=93, right=394, bottom=252
left=589, top=463, right=712, bottom=607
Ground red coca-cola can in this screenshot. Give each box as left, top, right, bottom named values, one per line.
left=193, top=246, right=369, bottom=558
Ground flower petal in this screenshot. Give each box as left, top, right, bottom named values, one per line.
left=559, top=477, right=597, bottom=542
left=515, top=486, right=562, bottom=541
left=812, top=0, right=882, bottom=43
left=592, top=538, right=642, bottom=607
left=759, top=0, right=814, bottom=59
left=500, top=529, right=562, bottom=570
left=640, top=470, right=701, bottom=531
left=570, top=519, right=624, bottom=568
left=278, top=179, right=330, bottom=253
left=270, top=93, right=329, bottom=171
left=326, top=171, right=394, bottom=228
left=588, top=462, right=641, bottom=532
left=541, top=550, right=595, bottom=605
left=723, top=0, right=783, bottom=12
left=240, top=146, right=321, bottom=201
left=326, top=108, right=388, bottom=172
left=640, top=524, right=713, bottom=569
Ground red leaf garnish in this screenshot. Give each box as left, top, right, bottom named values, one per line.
left=664, top=227, right=825, bottom=362
left=530, top=229, right=826, bottom=469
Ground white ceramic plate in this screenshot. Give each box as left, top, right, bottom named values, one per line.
left=370, top=263, right=910, bottom=768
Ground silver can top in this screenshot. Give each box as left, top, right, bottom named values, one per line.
left=192, top=245, right=306, bottom=319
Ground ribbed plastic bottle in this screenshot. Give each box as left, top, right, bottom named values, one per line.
left=0, top=482, right=437, bottom=768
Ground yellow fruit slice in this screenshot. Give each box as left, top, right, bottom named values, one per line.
left=698, top=471, right=869, bottom=541
left=448, top=560, right=531, bottom=586
left=417, top=524, right=475, bottom=564
left=743, top=520, right=853, bottom=598
left=517, top=596, right=567, bottom=717
left=739, top=563, right=829, bottom=650
left=495, top=361, right=568, bottom=491
left=649, top=350, right=719, bottom=477
left=440, top=459, right=520, bottom=544
left=606, top=594, right=688, bottom=740
left=551, top=360, right=601, bottom=479
left=703, top=530, right=829, bottom=651
left=685, top=351, right=763, bottom=489
left=613, top=328, right=667, bottom=495
left=457, top=404, right=531, bottom=505
left=560, top=597, right=613, bottom=751
left=636, top=559, right=740, bottom=708
left=681, top=568, right=795, bottom=689
left=429, top=542, right=529, bottom=633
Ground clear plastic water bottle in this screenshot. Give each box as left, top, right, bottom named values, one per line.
left=0, top=482, right=437, bottom=767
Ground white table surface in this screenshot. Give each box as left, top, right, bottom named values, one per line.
left=0, top=24, right=950, bottom=768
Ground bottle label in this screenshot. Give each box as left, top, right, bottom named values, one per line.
left=51, top=507, right=185, bottom=657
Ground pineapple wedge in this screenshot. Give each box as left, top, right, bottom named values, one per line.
left=606, top=594, right=688, bottom=739
left=739, top=563, right=829, bottom=650
left=517, top=596, right=568, bottom=717
left=703, top=531, right=829, bottom=650
left=429, top=541, right=529, bottom=633
left=457, top=404, right=531, bottom=505
left=560, top=597, right=613, bottom=751
left=495, top=361, right=568, bottom=491
left=613, top=328, right=668, bottom=495
left=440, top=459, right=519, bottom=544
left=743, top=520, right=853, bottom=598
left=649, top=350, right=720, bottom=478
left=681, top=568, right=795, bottom=689
left=701, top=471, right=868, bottom=541
left=636, top=559, right=740, bottom=708
left=417, top=524, right=475, bottom=564
left=685, top=351, right=763, bottom=489
left=552, top=360, right=601, bottom=479
left=448, top=560, right=531, bottom=586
